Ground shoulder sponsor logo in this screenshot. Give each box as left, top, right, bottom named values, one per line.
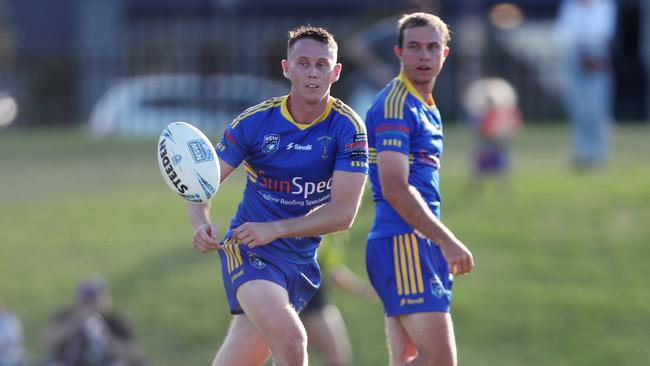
left=375, top=123, right=409, bottom=134
left=187, top=139, right=214, bottom=163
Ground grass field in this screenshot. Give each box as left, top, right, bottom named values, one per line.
left=1, top=124, right=649, bottom=365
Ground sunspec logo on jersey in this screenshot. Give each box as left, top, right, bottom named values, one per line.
left=257, top=170, right=332, bottom=200
left=286, top=142, right=312, bottom=151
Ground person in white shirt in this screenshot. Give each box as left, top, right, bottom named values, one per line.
left=554, top=0, right=617, bottom=169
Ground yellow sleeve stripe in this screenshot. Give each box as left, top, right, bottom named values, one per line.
left=381, top=139, right=403, bottom=147
left=391, top=85, right=408, bottom=119
left=332, top=100, right=364, bottom=134
left=230, top=97, right=282, bottom=129
left=383, top=81, right=401, bottom=119
left=384, top=82, right=407, bottom=119
left=242, top=161, right=257, bottom=183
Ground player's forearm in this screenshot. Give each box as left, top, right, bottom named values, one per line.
left=185, top=201, right=212, bottom=230
left=385, top=185, right=458, bottom=248
left=274, top=198, right=361, bottom=239
left=330, top=267, right=369, bottom=296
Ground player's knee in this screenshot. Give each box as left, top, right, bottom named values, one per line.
left=271, top=327, right=307, bottom=363
left=417, top=348, right=456, bottom=366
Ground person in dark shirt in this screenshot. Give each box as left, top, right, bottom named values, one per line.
left=41, top=277, right=146, bottom=366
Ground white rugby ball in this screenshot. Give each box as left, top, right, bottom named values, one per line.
left=157, top=122, right=220, bottom=203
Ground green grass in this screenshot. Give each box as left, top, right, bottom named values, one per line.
left=1, top=124, right=649, bottom=365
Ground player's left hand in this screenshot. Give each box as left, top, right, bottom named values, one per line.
left=438, top=239, right=475, bottom=276
left=232, top=221, right=280, bottom=247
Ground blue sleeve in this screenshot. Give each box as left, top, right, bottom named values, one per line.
left=372, top=111, right=412, bottom=156
left=215, top=117, right=251, bottom=168
left=334, top=113, right=368, bottom=174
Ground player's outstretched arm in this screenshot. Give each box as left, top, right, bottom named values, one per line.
left=186, top=158, right=236, bottom=253
left=232, top=170, right=366, bottom=247
left=378, top=151, right=474, bottom=275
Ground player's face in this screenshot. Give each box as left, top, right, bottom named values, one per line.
left=395, top=25, right=449, bottom=87
left=282, top=39, right=341, bottom=104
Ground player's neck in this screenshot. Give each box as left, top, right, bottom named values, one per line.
left=413, top=79, right=435, bottom=105
left=286, top=94, right=330, bottom=125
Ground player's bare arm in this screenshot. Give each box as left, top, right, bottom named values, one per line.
left=377, top=150, right=474, bottom=275
left=232, top=170, right=366, bottom=247
left=186, top=158, right=236, bottom=253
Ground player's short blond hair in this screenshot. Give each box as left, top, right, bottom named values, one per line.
left=287, top=25, right=338, bottom=57
left=397, top=12, right=451, bottom=47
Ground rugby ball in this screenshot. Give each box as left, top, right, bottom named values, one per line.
left=157, top=122, right=220, bottom=203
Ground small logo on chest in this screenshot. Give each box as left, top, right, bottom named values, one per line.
left=262, top=134, right=281, bottom=154
left=317, top=136, right=332, bottom=159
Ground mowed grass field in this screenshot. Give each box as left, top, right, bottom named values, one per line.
left=1, top=124, right=649, bottom=366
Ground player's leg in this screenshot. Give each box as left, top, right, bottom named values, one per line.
left=212, top=314, right=271, bottom=366
left=237, top=279, right=308, bottom=366
left=385, top=315, right=417, bottom=366
left=302, top=304, right=353, bottom=366
left=398, top=311, right=457, bottom=366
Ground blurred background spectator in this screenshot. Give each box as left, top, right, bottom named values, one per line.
left=41, top=277, right=146, bottom=366
left=553, top=0, right=617, bottom=170
left=463, top=77, right=522, bottom=194
left=0, top=304, right=26, bottom=366
left=0, top=0, right=645, bottom=135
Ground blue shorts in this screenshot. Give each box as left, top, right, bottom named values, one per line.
left=366, top=233, right=453, bottom=316
left=218, top=239, right=320, bottom=315
left=476, top=147, right=508, bottom=173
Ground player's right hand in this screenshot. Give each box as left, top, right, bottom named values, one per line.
left=192, top=223, right=221, bottom=253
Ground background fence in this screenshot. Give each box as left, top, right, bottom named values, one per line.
left=0, top=0, right=646, bottom=132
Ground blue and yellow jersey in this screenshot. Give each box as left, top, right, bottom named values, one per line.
left=216, top=95, right=368, bottom=263
left=365, top=73, right=443, bottom=239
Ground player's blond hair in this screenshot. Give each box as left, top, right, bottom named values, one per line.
left=287, top=25, right=338, bottom=56
left=397, top=12, right=451, bottom=47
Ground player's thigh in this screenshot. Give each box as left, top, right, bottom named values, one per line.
left=400, top=312, right=457, bottom=365
left=213, top=314, right=270, bottom=366
left=385, top=316, right=417, bottom=365
left=302, top=305, right=351, bottom=363
left=237, top=279, right=306, bottom=346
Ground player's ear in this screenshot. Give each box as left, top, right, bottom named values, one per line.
left=443, top=46, right=450, bottom=58
left=281, top=59, right=289, bottom=79
left=331, top=63, right=342, bottom=83
left=393, top=45, right=402, bottom=59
